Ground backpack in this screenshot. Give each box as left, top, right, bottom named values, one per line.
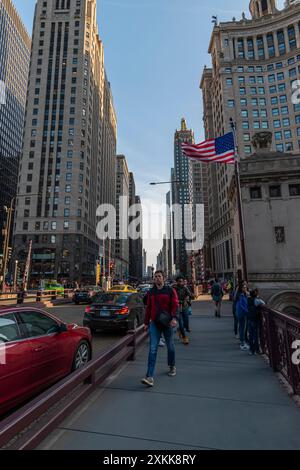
left=212, top=283, right=222, bottom=297
left=247, top=297, right=260, bottom=321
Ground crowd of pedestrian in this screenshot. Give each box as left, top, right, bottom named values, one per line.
left=233, top=281, right=265, bottom=355
left=209, top=277, right=265, bottom=355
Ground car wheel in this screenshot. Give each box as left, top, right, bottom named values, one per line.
left=72, top=340, right=91, bottom=371
left=75, top=301, right=79, bottom=305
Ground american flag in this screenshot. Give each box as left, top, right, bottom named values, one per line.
left=182, top=132, right=235, bottom=164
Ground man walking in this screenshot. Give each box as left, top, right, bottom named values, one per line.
left=173, top=277, right=191, bottom=345
left=211, top=278, right=224, bottom=317
left=141, top=271, right=179, bottom=387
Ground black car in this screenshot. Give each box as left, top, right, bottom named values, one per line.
left=73, top=289, right=92, bottom=305
left=83, top=292, right=145, bottom=332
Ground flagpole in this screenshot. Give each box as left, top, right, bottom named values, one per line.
left=230, top=118, right=248, bottom=283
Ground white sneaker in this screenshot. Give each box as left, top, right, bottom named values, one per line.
left=240, top=343, right=249, bottom=351
left=159, top=338, right=165, bottom=347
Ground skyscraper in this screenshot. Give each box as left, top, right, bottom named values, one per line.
left=0, top=0, right=30, bottom=264
left=115, top=155, right=129, bottom=280
left=200, top=0, right=300, bottom=279
left=13, top=0, right=117, bottom=284
left=128, top=172, right=143, bottom=280
left=173, top=118, right=194, bottom=277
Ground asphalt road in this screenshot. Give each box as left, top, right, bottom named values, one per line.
left=45, top=303, right=127, bottom=356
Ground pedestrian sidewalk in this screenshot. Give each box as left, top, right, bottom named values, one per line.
left=38, top=300, right=300, bottom=450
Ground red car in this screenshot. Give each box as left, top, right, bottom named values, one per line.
left=0, top=307, right=92, bottom=416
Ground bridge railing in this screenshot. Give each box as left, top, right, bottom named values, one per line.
left=261, top=306, right=300, bottom=396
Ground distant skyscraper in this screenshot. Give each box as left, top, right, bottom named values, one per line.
left=173, top=118, right=194, bottom=277
left=0, top=0, right=30, bottom=258
left=142, top=249, right=147, bottom=278
left=13, top=0, right=117, bottom=283
left=115, top=155, right=129, bottom=279
left=200, top=0, right=300, bottom=278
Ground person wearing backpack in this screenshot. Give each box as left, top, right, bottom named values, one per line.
left=141, top=271, right=179, bottom=387
left=173, top=277, right=191, bottom=344
left=211, top=278, right=224, bottom=318
left=247, top=289, right=265, bottom=355
left=236, top=283, right=249, bottom=351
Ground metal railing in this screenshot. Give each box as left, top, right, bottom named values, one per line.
left=261, top=306, right=300, bottom=396
left=0, top=326, right=147, bottom=450
left=0, top=289, right=75, bottom=304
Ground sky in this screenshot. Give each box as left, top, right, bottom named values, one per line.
left=14, top=0, right=285, bottom=267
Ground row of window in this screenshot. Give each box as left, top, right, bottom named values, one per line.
left=250, top=184, right=300, bottom=199
left=224, top=55, right=300, bottom=74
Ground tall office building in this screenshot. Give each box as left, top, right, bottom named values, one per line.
left=173, top=118, right=194, bottom=277
left=13, top=0, right=117, bottom=284
left=115, top=155, right=129, bottom=279
left=142, top=249, right=147, bottom=278
left=128, top=172, right=143, bottom=280
left=200, top=0, right=300, bottom=279
left=0, top=0, right=30, bottom=259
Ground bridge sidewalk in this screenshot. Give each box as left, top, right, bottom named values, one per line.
left=38, top=300, right=300, bottom=450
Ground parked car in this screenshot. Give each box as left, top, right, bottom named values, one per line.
left=0, top=307, right=92, bottom=416
left=108, top=285, right=137, bottom=293
left=73, top=289, right=92, bottom=305
left=83, top=292, right=145, bottom=332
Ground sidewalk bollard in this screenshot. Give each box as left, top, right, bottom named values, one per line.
left=51, top=290, right=57, bottom=301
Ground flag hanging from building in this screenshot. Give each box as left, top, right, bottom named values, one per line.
left=182, top=132, right=235, bottom=164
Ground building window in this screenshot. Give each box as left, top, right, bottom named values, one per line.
left=269, top=185, right=281, bottom=198
left=250, top=187, right=262, bottom=199
left=275, top=226, right=285, bottom=243
left=276, top=144, right=284, bottom=152
left=227, top=100, right=235, bottom=108
left=289, top=184, right=300, bottom=196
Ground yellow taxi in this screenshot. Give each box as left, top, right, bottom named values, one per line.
left=108, top=285, right=137, bottom=293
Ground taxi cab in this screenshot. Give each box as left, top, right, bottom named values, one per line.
left=108, top=285, right=137, bottom=293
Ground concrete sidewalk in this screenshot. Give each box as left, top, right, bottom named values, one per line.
left=38, top=300, right=300, bottom=450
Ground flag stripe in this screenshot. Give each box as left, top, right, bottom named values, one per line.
left=181, top=132, right=235, bottom=165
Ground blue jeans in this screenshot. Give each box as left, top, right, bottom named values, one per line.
left=146, top=322, right=175, bottom=378
left=178, top=308, right=189, bottom=337
left=248, top=319, right=259, bottom=353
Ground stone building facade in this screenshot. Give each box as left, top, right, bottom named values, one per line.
left=13, top=0, right=116, bottom=284
left=200, top=0, right=300, bottom=280
left=229, top=135, right=300, bottom=313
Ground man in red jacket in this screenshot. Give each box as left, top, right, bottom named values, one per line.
left=141, top=271, right=179, bottom=387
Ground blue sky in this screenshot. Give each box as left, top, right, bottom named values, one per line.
left=14, top=0, right=285, bottom=265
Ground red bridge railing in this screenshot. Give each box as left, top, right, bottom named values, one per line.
left=261, top=306, right=300, bottom=396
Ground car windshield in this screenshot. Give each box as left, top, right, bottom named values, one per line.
left=92, top=293, right=131, bottom=305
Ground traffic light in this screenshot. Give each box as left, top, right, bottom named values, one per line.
left=96, top=262, right=101, bottom=285
left=7, top=247, right=12, bottom=261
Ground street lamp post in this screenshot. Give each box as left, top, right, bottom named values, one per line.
left=13, top=259, right=18, bottom=292
left=1, top=197, right=15, bottom=292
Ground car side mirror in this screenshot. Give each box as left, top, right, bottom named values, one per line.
left=59, top=323, right=68, bottom=333
left=50, top=323, right=68, bottom=334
